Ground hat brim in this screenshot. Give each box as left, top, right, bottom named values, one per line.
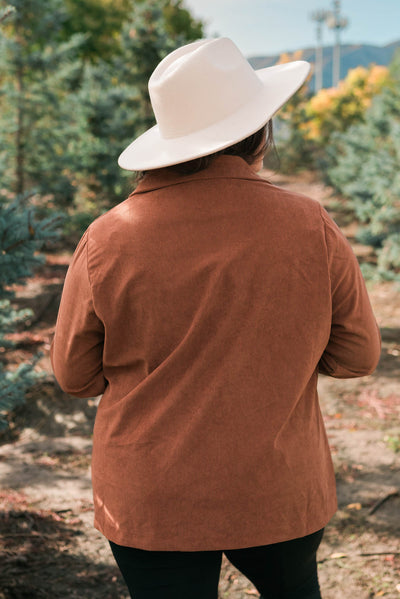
left=118, top=60, right=310, bottom=171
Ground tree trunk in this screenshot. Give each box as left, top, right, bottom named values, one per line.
left=14, top=10, right=25, bottom=198
left=15, top=60, right=25, bottom=196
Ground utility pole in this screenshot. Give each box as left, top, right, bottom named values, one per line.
left=310, top=10, right=330, bottom=92
left=327, top=0, right=349, bottom=87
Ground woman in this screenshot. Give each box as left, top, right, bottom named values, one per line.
left=51, top=38, right=381, bottom=598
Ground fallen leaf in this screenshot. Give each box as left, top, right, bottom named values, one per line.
left=346, top=502, right=362, bottom=510
left=384, top=554, right=395, bottom=562
left=330, top=552, right=347, bottom=559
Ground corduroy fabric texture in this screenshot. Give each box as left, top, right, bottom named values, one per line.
left=51, top=156, right=381, bottom=551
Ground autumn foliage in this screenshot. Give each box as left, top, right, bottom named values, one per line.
left=276, top=60, right=390, bottom=166
left=303, top=65, right=389, bottom=143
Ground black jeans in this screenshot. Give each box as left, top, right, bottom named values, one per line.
left=109, top=528, right=324, bottom=599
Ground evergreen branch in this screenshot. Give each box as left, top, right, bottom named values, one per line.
left=2, top=237, right=33, bottom=253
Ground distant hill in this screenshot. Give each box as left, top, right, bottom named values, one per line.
left=248, top=40, right=400, bottom=91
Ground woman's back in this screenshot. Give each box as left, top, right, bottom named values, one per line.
left=51, top=155, right=379, bottom=551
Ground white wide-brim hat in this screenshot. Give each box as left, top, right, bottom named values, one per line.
left=118, top=37, right=310, bottom=171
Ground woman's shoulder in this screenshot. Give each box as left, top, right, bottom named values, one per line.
left=86, top=197, right=136, bottom=241
left=260, top=177, right=321, bottom=207
left=248, top=176, right=325, bottom=229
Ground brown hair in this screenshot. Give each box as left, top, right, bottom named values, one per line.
left=136, top=120, right=274, bottom=180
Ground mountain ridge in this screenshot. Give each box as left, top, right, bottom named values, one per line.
left=248, top=40, right=400, bottom=90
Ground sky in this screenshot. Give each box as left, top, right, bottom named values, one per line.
left=184, top=0, right=400, bottom=58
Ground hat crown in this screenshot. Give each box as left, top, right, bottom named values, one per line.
left=149, top=38, right=263, bottom=140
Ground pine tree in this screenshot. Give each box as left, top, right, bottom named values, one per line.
left=0, top=5, right=62, bottom=431
left=0, top=192, right=62, bottom=430
left=60, top=0, right=203, bottom=63
left=163, top=0, right=203, bottom=41
left=61, top=0, right=132, bottom=62
left=0, top=0, right=86, bottom=205
left=73, top=0, right=204, bottom=212
left=326, top=50, right=400, bottom=280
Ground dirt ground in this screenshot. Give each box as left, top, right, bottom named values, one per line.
left=0, top=169, right=399, bottom=598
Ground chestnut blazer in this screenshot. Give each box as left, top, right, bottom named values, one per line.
left=51, top=156, right=381, bottom=551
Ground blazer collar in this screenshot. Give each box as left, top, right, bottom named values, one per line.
left=131, top=155, right=264, bottom=195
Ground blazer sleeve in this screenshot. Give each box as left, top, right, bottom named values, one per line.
left=50, top=229, right=107, bottom=397
left=318, top=206, right=381, bottom=378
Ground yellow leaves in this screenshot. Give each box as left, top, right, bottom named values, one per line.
left=308, top=87, right=338, bottom=113
left=366, top=65, right=390, bottom=93
left=292, top=49, right=304, bottom=61
left=343, top=64, right=389, bottom=97
left=301, top=63, right=390, bottom=141
left=303, top=121, right=320, bottom=141
left=276, top=49, right=303, bottom=64
left=277, top=52, right=292, bottom=65
left=345, top=65, right=369, bottom=87
left=369, top=64, right=389, bottom=83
